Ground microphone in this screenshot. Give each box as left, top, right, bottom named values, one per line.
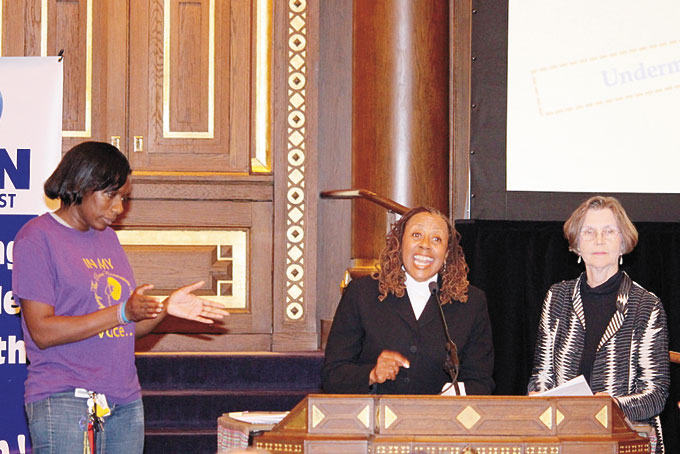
left=429, top=281, right=461, bottom=394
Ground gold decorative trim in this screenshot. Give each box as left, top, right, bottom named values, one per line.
left=251, top=157, right=270, bottom=173
left=357, top=404, right=370, bottom=429
left=526, top=448, right=559, bottom=454
left=539, top=408, right=552, bottom=429
left=115, top=230, right=247, bottom=309
left=40, top=0, right=48, bottom=56
left=456, top=405, right=481, bottom=430
left=280, top=406, right=307, bottom=431
left=555, top=409, right=564, bottom=426
left=595, top=405, right=608, bottom=428
left=376, top=447, right=417, bottom=454
left=311, top=404, right=325, bottom=428
left=163, top=0, right=215, bottom=138
left=353, top=258, right=380, bottom=268
left=0, top=0, right=3, bottom=55
left=253, top=0, right=272, bottom=172
left=619, top=442, right=653, bottom=454
left=383, top=405, right=397, bottom=429
left=284, top=0, right=308, bottom=322
left=255, top=441, right=303, bottom=453
left=132, top=170, right=251, bottom=177
left=378, top=445, right=522, bottom=454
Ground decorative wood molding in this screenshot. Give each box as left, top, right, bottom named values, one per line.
left=162, top=0, right=215, bottom=139
left=259, top=395, right=650, bottom=453
left=117, top=229, right=248, bottom=310
left=130, top=174, right=273, bottom=201
left=283, top=0, right=309, bottom=324
left=272, top=0, right=319, bottom=351
left=253, top=0, right=273, bottom=173
left=452, top=0, right=472, bottom=219
left=43, top=0, right=94, bottom=137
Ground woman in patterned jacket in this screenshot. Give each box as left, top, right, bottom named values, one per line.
left=527, top=196, right=669, bottom=454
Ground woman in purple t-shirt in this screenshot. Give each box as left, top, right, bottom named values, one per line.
left=13, top=141, right=229, bottom=454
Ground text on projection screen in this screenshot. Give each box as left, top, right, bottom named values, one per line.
left=506, top=0, right=680, bottom=193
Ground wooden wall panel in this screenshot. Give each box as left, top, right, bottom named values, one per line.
left=172, top=1, right=207, bottom=131
left=1, top=0, right=41, bottom=56
left=128, top=0, right=251, bottom=172
left=55, top=0, right=87, bottom=132
left=117, top=197, right=273, bottom=351
left=129, top=175, right=273, bottom=201
left=47, top=0, right=128, bottom=154
left=124, top=245, right=231, bottom=293
left=135, top=333, right=272, bottom=352
left=2, top=0, right=326, bottom=352
left=120, top=199, right=253, bottom=227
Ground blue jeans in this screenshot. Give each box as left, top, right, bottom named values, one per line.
left=25, top=391, right=144, bottom=454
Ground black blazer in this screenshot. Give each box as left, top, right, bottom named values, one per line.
left=322, top=276, right=495, bottom=395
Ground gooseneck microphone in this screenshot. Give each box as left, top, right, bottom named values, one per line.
left=429, top=281, right=461, bottom=395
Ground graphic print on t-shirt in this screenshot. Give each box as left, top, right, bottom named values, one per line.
left=92, top=271, right=133, bottom=310
left=83, top=257, right=133, bottom=310
left=83, top=257, right=135, bottom=339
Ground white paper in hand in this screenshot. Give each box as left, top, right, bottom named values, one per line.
left=440, top=382, right=466, bottom=396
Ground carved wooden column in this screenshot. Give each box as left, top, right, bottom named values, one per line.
left=352, top=0, right=450, bottom=261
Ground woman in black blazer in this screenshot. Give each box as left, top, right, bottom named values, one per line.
left=322, top=206, right=494, bottom=395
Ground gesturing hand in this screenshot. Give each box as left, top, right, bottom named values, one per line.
left=369, top=350, right=410, bottom=385
left=126, top=284, right=164, bottom=322
left=166, top=281, right=229, bottom=324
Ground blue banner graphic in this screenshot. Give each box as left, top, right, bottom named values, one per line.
left=0, top=57, right=63, bottom=454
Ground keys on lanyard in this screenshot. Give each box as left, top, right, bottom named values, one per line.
left=87, top=391, right=109, bottom=432
left=75, top=388, right=110, bottom=453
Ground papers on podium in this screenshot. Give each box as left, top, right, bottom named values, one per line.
left=228, top=411, right=289, bottom=425
left=440, top=381, right=466, bottom=396
left=535, top=375, right=592, bottom=397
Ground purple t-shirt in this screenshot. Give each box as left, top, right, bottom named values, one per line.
left=12, top=213, right=140, bottom=404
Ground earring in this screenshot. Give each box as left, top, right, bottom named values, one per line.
left=577, top=255, right=582, bottom=264
left=619, top=255, right=623, bottom=265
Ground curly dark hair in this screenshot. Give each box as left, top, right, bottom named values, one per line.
left=373, top=206, right=469, bottom=304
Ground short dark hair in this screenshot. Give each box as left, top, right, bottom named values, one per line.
left=44, top=141, right=131, bottom=206
left=563, top=195, right=638, bottom=255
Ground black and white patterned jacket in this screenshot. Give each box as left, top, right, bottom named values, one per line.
left=527, top=272, right=670, bottom=453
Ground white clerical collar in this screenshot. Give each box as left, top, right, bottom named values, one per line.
left=405, top=272, right=438, bottom=320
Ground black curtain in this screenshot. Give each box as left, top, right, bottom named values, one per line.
left=457, top=220, right=680, bottom=451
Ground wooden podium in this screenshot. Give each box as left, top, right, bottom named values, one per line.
left=255, top=394, right=650, bottom=453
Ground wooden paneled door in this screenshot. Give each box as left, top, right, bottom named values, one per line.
left=1, top=0, right=277, bottom=351
left=128, top=0, right=251, bottom=171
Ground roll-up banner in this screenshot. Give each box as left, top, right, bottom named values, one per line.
left=0, top=57, right=63, bottom=454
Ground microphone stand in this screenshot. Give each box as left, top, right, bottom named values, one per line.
left=429, top=282, right=461, bottom=395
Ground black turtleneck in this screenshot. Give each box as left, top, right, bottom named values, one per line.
left=579, top=271, right=622, bottom=385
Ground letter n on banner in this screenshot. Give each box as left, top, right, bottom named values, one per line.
left=0, top=57, right=62, bottom=452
